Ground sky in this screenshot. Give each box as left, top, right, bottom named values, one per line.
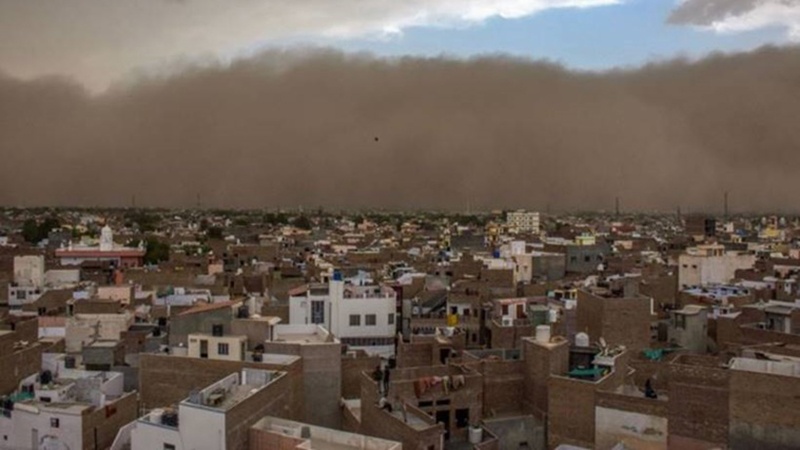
left=2, top=0, right=800, bottom=211
left=1, top=0, right=799, bottom=91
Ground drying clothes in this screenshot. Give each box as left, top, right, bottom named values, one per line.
left=441, top=376, right=450, bottom=395
left=451, top=375, right=466, bottom=390
left=414, top=377, right=436, bottom=397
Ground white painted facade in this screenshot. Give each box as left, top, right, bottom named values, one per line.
left=289, top=278, right=397, bottom=356
left=129, top=369, right=281, bottom=450
left=595, top=406, right=667, bottom=450
left=0, top=401, right=85, bottom=450
left=678, top=245, right=756, bottom=289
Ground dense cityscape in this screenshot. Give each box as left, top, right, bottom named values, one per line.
left=0, top=207, right=798, bottom=449
left=4, top=1, right=800, bottom=449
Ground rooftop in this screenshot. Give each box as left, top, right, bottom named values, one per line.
left=272, top=324, right=336, bottom=345
left=183, top=368, right=284, bottom=412
left=252, top=416, right=401, bottom=450
left=177, top=300, right=241, bottom=316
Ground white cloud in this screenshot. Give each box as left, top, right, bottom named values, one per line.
left=708, top=2, right=800, bottom=39
left=0, top=0, right=621, bottom=91
left=669, top=0, right=800, bottom=39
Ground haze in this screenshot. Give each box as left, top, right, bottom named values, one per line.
left=1, top=47, right=799, bottom=211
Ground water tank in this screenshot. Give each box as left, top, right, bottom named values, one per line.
left=575, top=332, right=590, bottom=348
left=468, top=426, right=483, bottom=444
left=535, top=325, right=551, bottom=344
left=150, top=408, right=165, bottom=424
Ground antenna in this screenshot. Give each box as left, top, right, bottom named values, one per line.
left=615, top=197, right=620, bottom=218
left=196, top=193, right=201, bottom=210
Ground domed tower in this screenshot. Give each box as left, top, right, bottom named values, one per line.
left=100, top=224, right=114, bottom=252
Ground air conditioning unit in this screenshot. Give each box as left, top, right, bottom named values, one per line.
left=501, top=316, right=513, bottom=327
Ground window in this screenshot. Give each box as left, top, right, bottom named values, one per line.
left=199, top=339, right=208, bottom=359
left=50, top=418, right=60, bottom=428
left=311, top=300, right=325, bottom=324
left=164, top=444, right=176, bottom=450
left=502, top=305, right=509, bottom=315
left=349, top=315, right=361, bottom=326
left=211, top=324, right=224, bottom=337
left=217, top=343, right=229, bottom=355
left=456, top=408, right=470, bottom=428
left=16, top=290, right=25, bottom=300
left=388, top=313, right=395, bottom=325
left=366, top=314, right=377, bottom=326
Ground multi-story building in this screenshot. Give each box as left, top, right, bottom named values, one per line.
left=126, top=368, right=291, bottom=450
left=8, top=255, right=45, bottom=308
left=506, top=210, right=541, bottom=234
left=678, top=244, right=756, bottom=289
left=289, top=273, right=397, bottom=356
left=0, top=362, right=137, bottom=450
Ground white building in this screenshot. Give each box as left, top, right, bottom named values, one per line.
left=8, top=255, right=45, bottom=308
left=678, top=244, right=757, bottom=289
left=127, top=369, right=286, bottom=450
left=0, top=357, right=135, bottom=450
left=289, top=274, right=397, bottom=356
left=506, top=210, right=541, bottom=234
left=54, top=225, right=145, bottom=268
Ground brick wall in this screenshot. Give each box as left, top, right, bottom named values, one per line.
left=138, top=353, right=303, bottom=421
left=262, top=341, right=341, bottom=429
left=481, top=359, right=525, bottom=416
left=522, top=338, right=569, bottom=419
left=387, top=366, right=483, bottom=443
left=397, top=341, right=437, bottom=368
left=226, top=372, right=294, bottom=450
left=667, top=356, right=729, bottom=448
left=576, top=291, right=652, bottom=350
left=729, top=369, right=800, bottom=449
left=489, top=321, right=532, bottom=350
left=342, top=353, right=380, bottom=399
left=0, top=318, right=43, bottom=395
left=81, top=391, right=139, bottom=450
left=360, top=372, right=445, bottom=450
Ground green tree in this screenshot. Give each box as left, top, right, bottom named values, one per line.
left=293, top=215, right=312, bottom=230
left=22, top=219, right=40, bottom=243
left=21, top=217, right=61, bottom=244
left=144, top=238, right=170, bottom=265
left=207, top=226, right=224, bottom=239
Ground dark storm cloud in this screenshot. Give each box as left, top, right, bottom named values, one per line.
left=1, top=46, right=800, bottom=212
